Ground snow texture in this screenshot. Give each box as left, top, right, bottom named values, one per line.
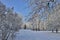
left=15, top=29, right=60, bottom=40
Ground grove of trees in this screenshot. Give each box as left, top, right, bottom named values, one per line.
left=25, top=0, right=60, bottom=31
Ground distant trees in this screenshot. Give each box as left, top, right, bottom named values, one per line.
left=0, top=1, right=22, bottom=40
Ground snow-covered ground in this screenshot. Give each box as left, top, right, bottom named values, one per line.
left=15, top=29, right=60, bottom=40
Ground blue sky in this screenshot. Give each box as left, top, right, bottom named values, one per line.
left=0, top=0, right=30, bottom=21
left=0, top=0, right=60, bottom=22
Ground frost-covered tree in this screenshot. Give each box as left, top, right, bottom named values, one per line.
left=25, top=0, right=60, bottom=31
left=0, top=1, right=22, bottom=40
left=46, top=4, right=60, bottom=31
left=25, top=0, right=56, bottom=30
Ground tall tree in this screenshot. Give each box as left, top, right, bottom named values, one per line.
left=0, top=1, right=23, bottom=40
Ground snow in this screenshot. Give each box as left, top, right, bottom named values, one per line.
left=15, top=29, right=60, bottom=40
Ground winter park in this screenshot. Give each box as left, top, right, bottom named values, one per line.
left=0, top=0, right=60, bottom=40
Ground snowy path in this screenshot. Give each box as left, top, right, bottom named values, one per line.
left=15, top=29, right=60, bottom=40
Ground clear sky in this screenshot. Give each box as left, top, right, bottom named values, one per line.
left=0, top=0, right=30, bottom=21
